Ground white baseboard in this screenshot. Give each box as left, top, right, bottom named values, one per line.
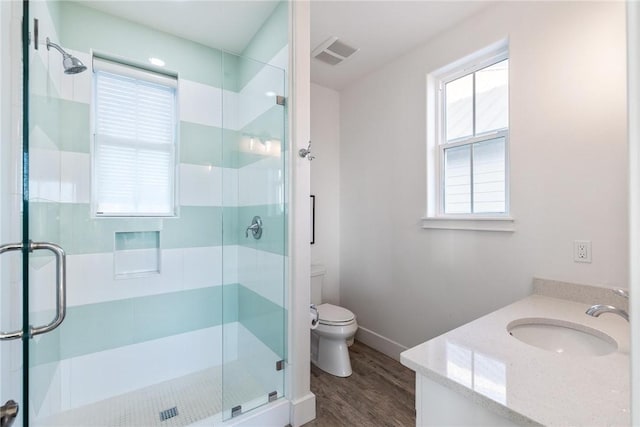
left=289, top=392, right=316, bottom=427
left=355, top=326, right=408, bottom=361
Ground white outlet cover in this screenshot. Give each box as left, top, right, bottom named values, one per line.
left=574, top=240, right=592, bottom=263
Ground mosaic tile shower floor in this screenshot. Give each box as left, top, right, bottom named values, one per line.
left=37, top=361, right=266, bottom=426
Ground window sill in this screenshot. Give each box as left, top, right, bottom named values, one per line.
left=421, top=216, right=515, bottom=232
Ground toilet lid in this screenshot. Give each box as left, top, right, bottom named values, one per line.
left=317, top=303, right=355, bottom=324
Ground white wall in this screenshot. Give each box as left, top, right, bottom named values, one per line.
left=310, top=83, right=340, bottom=304
left=627, top=2, right=640, bottom=424
left=288, top=1, right=315, bottom=425
left=339, top=1, right=628, bottom=350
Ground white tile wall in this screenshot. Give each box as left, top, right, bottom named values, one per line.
left=223, top=245, right=239, bottom=285
left=114, top=248, right=159, bottom=277
left=69, top=50, right=92, bottom=104
left=236, top=323, right=283, bottom=398
left=238, top=156, right=284, bottom=207
left=29, top=147, right=61, bottom=203
left=31, top=325, right=225, bottom=417
left=65, top=249, right=183, bottom=307
left=60, top=151, right=90, bottom=204
left=182, top=246, right=223, bottom=290
left=237, top=75, right=282, bottom=130
left=179, top=80, right=223, bottom=128
left=268, top=46, right=289, bottom=75
left=237, top=246, right=285, bottom=307
left=28, top=256, right=58, bottom=314
left=179, top=163, right=221, bottom=206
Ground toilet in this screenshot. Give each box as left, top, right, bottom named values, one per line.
left=310, top=264, right=358, bottom=377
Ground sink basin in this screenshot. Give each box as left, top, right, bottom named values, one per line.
left=507, top=318, right=617, bottom=356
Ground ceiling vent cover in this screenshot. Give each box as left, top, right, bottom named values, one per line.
left=313, top=37, right=359, bottom=66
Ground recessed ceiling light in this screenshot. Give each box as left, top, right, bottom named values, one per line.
left=149, top=57, right=165, bottom=67
left=265, top=91, right=277, bottom=97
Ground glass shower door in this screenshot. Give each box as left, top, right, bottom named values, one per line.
left=221, top=52, right=287, bottom=420
left=25, top=2, right=226, bottom=425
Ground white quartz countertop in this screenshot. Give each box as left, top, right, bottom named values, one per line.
left=400, top=291, right=630, bottom=426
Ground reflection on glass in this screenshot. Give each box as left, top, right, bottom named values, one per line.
left=472, top=137, right=506, bottom=213
left=446, top=341, right=506, bottom=404
left=445, top=74, right=473, bottom=141
left=475, top=59, right=509, bottom=134
left=444, top=145, right=471, bottom=214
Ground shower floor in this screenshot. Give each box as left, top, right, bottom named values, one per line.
left=37, top=361, right=268, bottom=426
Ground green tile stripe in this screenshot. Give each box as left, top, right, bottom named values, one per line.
left=28, top=203, right=286, bottom=255
left=115, top=231, right=159, bottom=251
left=29, top=283, right=286, bottom=366
left=29, top=203, right=224, bottom=254
left=180, top=122, right=240, bottom=168
left=238, top=285, right=286, bottom=359
left=30, top=284, right=239, bottom=367
left=29, top=97, right=283, bottom=170
left=30, top=95, right=89, bottom=153
left=237, top=105, right=286, bottom=168
left=58, top=2, right=234, bottom=90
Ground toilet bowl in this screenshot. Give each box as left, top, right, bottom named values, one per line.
left=310, top=264, right=358, bottom=377
left=311, top=303, right=358, bottom=377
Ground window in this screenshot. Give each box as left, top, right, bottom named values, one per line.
left=426, top=44, right=510, bottom=228
left=92, top=56, right=178, bottom=217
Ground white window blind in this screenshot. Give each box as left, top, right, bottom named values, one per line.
left=92, top=57, right=178, bottom=216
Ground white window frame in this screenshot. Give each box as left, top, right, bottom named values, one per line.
left=90, top=54, right=180, bottom=218
left=424, top=40, right=514, bottom=232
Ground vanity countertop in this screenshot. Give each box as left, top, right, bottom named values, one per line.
left=400, top=280, right=630, bottom=426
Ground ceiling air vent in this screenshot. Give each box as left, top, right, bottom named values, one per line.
left=312, top=37, right=359, bottom=66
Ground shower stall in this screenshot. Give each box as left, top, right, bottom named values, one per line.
left=0, top=1, right=291, bottom=425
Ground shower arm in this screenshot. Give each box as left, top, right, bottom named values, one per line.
left=46, top=38, right=71, bottom=58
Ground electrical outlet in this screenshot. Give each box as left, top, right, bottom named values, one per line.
left=574, top=240, right=592, bottom=263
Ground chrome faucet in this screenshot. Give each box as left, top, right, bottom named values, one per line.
left=585, top=289, right=629, bottom=322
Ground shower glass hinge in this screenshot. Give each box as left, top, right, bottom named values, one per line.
left=231, top=405, right=242, bottom=418
left=268, top=391, right=278, bottom=402
left=276, top=96, right=286, bottom=106
left=276, top=360, right=285, bottom=371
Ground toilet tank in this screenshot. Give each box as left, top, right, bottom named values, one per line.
left=310, top=264, right=326, bottom=305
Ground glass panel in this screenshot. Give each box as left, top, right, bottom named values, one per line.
left=444, top=145, right=471, bottom=214
left=27, top=2, right=225, bottom=425
left=475, top=59, right=509, bottom=134
left=221, top=51, right=287, bottom=420
left=445, top=74, right=473, bottom=141
left=1, top=2, right=24, bottom=421
left=473, top=137, right=506, bottom=213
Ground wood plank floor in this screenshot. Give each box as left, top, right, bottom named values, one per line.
left=305, top=341, right=416, bottom=427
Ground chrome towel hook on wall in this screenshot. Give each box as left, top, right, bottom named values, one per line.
left=298, top=141, right=315, bottom=161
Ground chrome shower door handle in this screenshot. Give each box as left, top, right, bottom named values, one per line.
left=29, top=242, right=66, bottom=337
left=0, top=241, right=67, bottom=340
left=0, top=243, right=25, bottom=340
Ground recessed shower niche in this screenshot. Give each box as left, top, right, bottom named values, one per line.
left=114, top=231, right=160, bottom=278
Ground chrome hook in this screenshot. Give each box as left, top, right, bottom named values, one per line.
left=298, top=141, right=315, bottom=161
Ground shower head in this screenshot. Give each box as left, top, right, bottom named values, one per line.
left=46, top=37, right=87, bottom=75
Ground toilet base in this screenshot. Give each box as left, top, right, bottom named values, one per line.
left=310, top=322, right=358, bottom=377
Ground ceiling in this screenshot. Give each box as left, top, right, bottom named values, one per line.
left=310, top=1, right=493, bottom=91
left=78, top=1, right=492, bottom=91
left=79, top=1, right=281, bottom=54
